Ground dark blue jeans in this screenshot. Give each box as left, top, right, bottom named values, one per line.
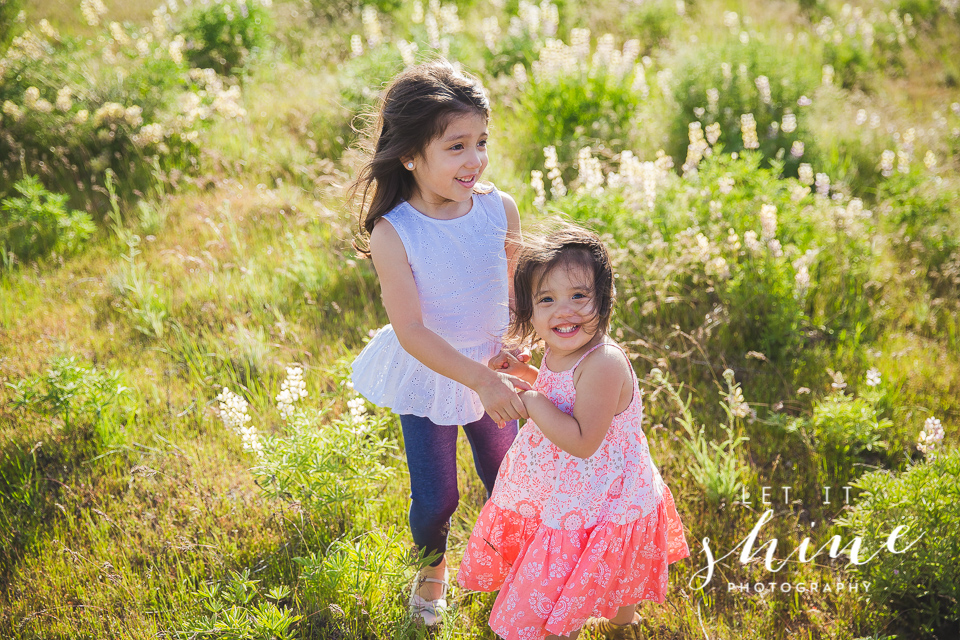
left=400, top=413, right=518, bottom=567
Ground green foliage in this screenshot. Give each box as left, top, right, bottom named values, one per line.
left=511, top=62, right=642, bottom=178
left=107, top=236, right=169, bottom=340
left=308, top=45, right=404, bottom=162
left=789, top=390, right=891, bottom=485
left=618, top=0, right=683, bottom=50
left=0, top=0, right=22, bottom=54
left=7, top=355, right=128, bottom=439
left=838, top=450, right=960, bottom=639
left=0, top=174, right=94, bottom=267
left=179, top=0, right=271, bottom=75
left=180, top=569, right=301, bottom=640
left=295, top=527, right=414, bottom=636
left=667, top=37, right=818, bottom=175
left=879, top=172, right=960, bottom=299
left=650, top=367, right=750, bottom=506
left=253, top=403, right=397, bottom=528
left=566, top=152, right=876, bottom=373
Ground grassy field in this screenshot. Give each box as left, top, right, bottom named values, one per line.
left=1, top=0, right=959, bottom=638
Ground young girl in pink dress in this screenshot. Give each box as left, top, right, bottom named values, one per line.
left=458, top=224, right=689, bottom=640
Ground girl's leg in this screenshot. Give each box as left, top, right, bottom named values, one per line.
left=400, top=414, right=459, bottom=599
left=610, top=604, right=640, bottom=625
left=462, top=414, right=518, bottom=497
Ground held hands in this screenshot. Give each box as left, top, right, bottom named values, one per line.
left=482, top=349, right=539, bottom=428
left=476, top=368, right=532, bottom=429
left=488, top=349, right=536, bottom=383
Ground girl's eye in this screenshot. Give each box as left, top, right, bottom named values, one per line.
left=478, top=139, right=488, bottom=148
left=451, top=143, right=464, bottom=150
left=572, top=293, right=588, bottom=300
left=537, top=296, right=553, bottom=304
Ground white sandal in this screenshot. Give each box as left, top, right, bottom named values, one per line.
left=409, top=568, right=449, bottom=627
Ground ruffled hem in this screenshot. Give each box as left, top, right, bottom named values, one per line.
left=351, top=325, right=498, bottom=425
left=457, top=488, right=689, bottom=640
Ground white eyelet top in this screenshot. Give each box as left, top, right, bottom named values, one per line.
left=351, top=189, right=510, bottom=426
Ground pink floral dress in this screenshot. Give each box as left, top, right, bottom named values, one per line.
left=458, top=342, right=689, bottom=640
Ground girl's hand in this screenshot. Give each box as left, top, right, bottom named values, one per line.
left=477, top=371, right=531, bottom=428
left=488, top=349, right=539, bottom=385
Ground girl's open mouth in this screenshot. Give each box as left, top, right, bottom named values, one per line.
left=552, top=324, right=580, bottom=337
left=456, top=175, right=476, bottom=187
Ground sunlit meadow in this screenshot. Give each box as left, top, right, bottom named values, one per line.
left=1, top=0, right=958, bottom=638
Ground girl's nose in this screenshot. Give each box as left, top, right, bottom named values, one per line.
left=464, top=148, right=483, bottom=169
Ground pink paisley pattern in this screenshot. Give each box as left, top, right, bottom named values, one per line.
left=458, top=342, right=689, bottom=640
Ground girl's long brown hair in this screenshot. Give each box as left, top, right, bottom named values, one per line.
left=350, top=60, right=490, bottom=256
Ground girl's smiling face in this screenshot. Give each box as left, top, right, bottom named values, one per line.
left=403, top=111, right=488, bottom=219
left=532, top=263, right=603, bottom=364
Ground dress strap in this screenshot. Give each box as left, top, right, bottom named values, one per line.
left=571, top=341, right=609, bottom=371
left=572, top=341, right=638, bottom=386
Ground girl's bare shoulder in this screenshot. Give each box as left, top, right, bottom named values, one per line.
left=574, top=342, right=632, bottom=387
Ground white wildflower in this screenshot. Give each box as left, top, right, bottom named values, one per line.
left=531, top=169, right=546, bottom=209
left=56, top=87, right=72, bottom=112
left=865, top=368, right=881, bottom=387
left=829, top=369, right=847, bottom=390
left=717, top=175, right=734, bottom=195
left=706, top=122, right=721, bottom=145
left=790, top=140, right=805, bottom=158
left=217, top=387, right=263, bottom=457
left=347, top=395, right=368, bottom=421
left=81, top=0, right=107, bottom=27
left=740, top=113, right=759, bottom=150
left=755, top=75, right=771, bottom=104
left=132, top=123, right=164, bottom=147
left=743, top=230, right=762, bottom=253
left=917, top=416, right=944, bottom=458
left=815, top=172, right=830, bottom=197
left=880, top=149, right=896, bottom=177
left=781, top=112, right=797, bottom=133
left=3, top=100, right=23, bottom=121
left=759, top=204, right=777, bottom=241
left=798, top=162, right=814, bottom=185
left=276, top=366, right=307, bottom=420
left=821, top=64, right=834, bottom=85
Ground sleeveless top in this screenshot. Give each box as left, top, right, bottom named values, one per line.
left=350, top=189, right=510, bottom=425
left=490, top=341, right=665, bottom=529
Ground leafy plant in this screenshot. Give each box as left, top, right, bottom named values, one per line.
left=789, top=389, right=892, bottom=485
left=0, top=0, right=22, bottom=54
left=107, top=235, right=169, bottom=340
left=666, top=36, right=818, bottom=176
left=180, top=569, right=300, bottom=640
left=7, top=356, right=128, bottom=439
left=838, top=450, right=960, bottom=639
left=178, top=0, right=271, bottom=76
left=650, top=367, right=750, bottom=506
left=254, top=407, right=397, bottom=528
left=508, top=31, right=644, bottom=179
left=0, top=175, right=94, bottom=267
left=296, top=527, right=415, bottom=636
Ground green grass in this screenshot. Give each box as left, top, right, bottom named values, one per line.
left=2, top=0, right=959, bottom=638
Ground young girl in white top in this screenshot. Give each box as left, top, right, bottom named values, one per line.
left=458, top=224, right=689, bottom=640
left=349, top=60, right=531, bottom=626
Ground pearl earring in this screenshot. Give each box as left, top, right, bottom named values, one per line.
left=406, top=162, right=414, bottom=169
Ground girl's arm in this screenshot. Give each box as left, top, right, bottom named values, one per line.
left=518, top=345, right=632, bottom=458
left=370, top=219, right=529, bottom=425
